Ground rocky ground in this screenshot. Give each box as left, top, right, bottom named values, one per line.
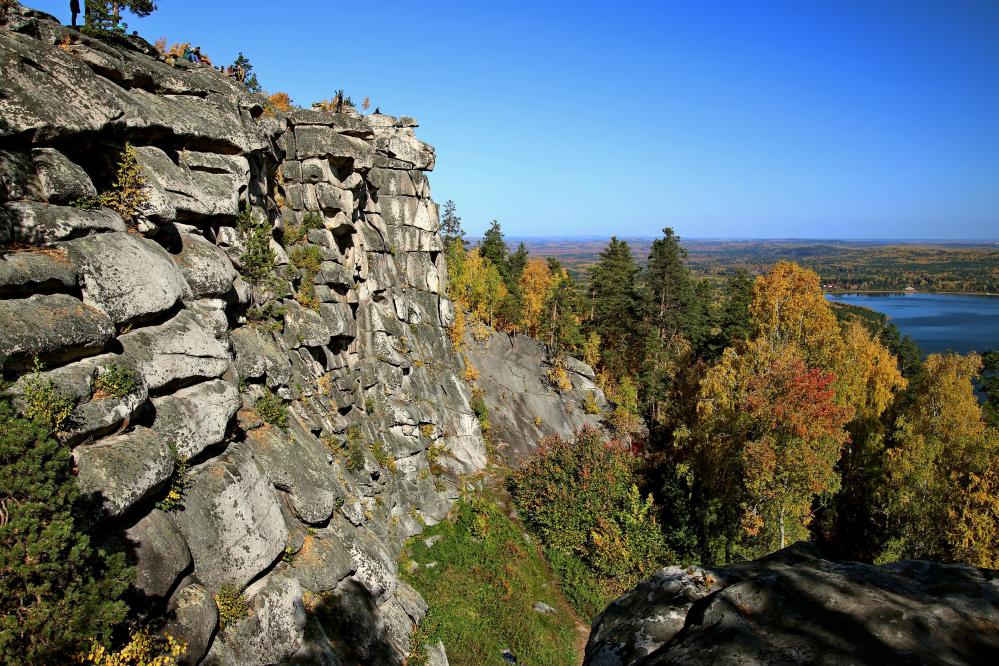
left=585, top=542, right=999, bottom=666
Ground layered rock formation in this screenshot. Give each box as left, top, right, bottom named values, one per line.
left=1, top=5, right=497, bottom=663
left=585, top=543, right=999, bottom=666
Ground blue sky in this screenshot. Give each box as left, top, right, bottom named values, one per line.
left=31, top=0, right=999, bottom=239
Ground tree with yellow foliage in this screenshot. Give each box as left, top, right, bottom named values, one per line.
left=749, top=261, right=842, bottom=369
left=519, top=258, right=553, bottom=337
left=882, top=353, right=999, bottom=566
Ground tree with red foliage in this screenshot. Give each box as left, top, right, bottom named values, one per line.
left=741, top=351, right=854, bottom=550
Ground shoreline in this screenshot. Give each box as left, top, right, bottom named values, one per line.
left=825, top=290, right=999, bottom=297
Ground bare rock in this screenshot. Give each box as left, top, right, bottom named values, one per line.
left=0, top=293, right=114, bottom=371
left=3, top=200, right=125, bottom=243
left=151, top=379, right=240, bottom=459
left=119, top=310, right=229, bottom=391
left=66, top=231, right=189, bottom=326
left=74, top=426, right=175, bottom=518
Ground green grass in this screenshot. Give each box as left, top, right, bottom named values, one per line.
left=401, top=494, right=580, bottom=666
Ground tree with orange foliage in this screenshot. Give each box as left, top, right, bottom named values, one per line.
left=267, top=92, right=293, bottom=113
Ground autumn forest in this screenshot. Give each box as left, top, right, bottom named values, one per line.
left=442, top=203, right=999, bottom=605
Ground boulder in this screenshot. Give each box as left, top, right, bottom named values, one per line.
left=119, top=310, right=229, bottom=391
left=215, top=573, right=306, bottom=666
left=172, top=442, right=287, bottom=591
left=283, top=299, right=333, bottom=349
left=294, top=125, right=374, bottom=167
left=74, top=427, right=175, bottom=518
left=0, top=247, right=78, bottom=295
left=3, top=201, right=125, bottom=243
left=244, top=424, right=345, bottom=525
left=66, top=231, right=189, bottom=325
left=151, top=379, right=240, bottom=459
left=31, top=147, right=97, bottom=204
left=232, top=325, right=293, bottom=384
left=166, top=583, right=218, bottom=665
left=122, top=510, right=192, bottom=600
left=0, top=293, right=114, bottom=371
left=584, top=543, right=999, bottom=666
left=172, top=231, right=239, bottom=298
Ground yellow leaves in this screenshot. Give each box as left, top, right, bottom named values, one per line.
left=519, top=258, right=553, bottom=337
left=835, top=320, right=906, bottom=421
left=749, top=261, right=841, bottom=367
left=80, top=628, right=186, bottom=666
left=95, top=144, right=149, bottom=226
left=267, top=92, right=293, bottom=113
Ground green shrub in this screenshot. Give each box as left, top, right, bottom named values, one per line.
left=289, top=244, right=323, bottom=275
left=214, top=586, right=248, bottom=629
left=19, top=360, right=74, bottom=430
left=509, top=427, right=669, bottom=617
left=0, top=400, right=131, bottom=662
left=295, top=279, right=319, bottom=310
left=371, top=441, right=396, bottom=472
left=583, top=391, right=601, bottom=415
left=237, top=204, right=277, bottom=284
left=92, top=365, right=137, bottom=400
left=283, top=223, right=306, bottom=246
left=256, top=389, right=288, bottom=429
left=345, top=427, right=366, bottom=472
left=302, top=211, right=324, bottom=230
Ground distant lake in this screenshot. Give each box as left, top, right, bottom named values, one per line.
left=825, top=293, right=999, bottom=355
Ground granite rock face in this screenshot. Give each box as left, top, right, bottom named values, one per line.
left=584, top=543, right=999, bottom=666
left=463, top=330, right=608, bottom=464
left=0, top=6, right=494, bottom=664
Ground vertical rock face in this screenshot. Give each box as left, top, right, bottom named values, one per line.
left=0, top=5, right=489, bottom=663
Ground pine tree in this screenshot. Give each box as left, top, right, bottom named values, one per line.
left=478, top=220, right=509, bottom=276
left=0, top=401, right=131, bottom=662
left=440, top=200, right=465, bottom=248
left=586, top=237, right=640, bottom=380
left=85, top=1, right=155, bottom=32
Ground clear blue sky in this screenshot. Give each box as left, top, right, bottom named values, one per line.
left=30, top=0, right=999, bottom=239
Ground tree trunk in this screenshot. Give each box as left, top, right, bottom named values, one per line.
left=779, top=504, right=786, bottom=549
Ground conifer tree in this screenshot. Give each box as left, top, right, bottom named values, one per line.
left=440, top=200, right=465, bottom=248
left=586, top=237, right=640, bottom=379
left=0, top=401, right=131, bottom=662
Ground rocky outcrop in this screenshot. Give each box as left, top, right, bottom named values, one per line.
left=464, top=330, right=608, bottom=463
left=584, top=543, right=999, bottom=666
left=1, top=5, right=489, bottom=663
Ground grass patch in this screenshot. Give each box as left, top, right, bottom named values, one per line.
left=401, top=494, right=579, bottom=666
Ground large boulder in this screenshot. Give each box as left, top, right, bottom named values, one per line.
left=121, top=510, right=192, bottom=600
left=584, top=543, right=999, bottom=666
left=74, top=426, right=175, bottom=518
left=212, top=573, right=306, bottom=666
left=0, top=293, right=114, bottom=371
left=119, top=310, right=229, bottom=391
left=0, top=247, right=78, bottom=295
left=151, top=379, right=240, bottom=459
left=171, top=231, right=239, bottom=298
left=30, top=147, right=97, bottom=204
left=66, top=231, right=189, bottom=326
left=3, top=200, right=125, bottom=243
left=166, top=583, right=218, bottom=665
left=172, top=442, right=288, bottom=591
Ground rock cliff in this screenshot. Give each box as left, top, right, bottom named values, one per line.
left=584, top=543, right=999, bottom=666
left=0, top=5, right=506, bottom=664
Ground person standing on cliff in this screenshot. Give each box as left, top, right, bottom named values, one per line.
left=70, top=0, right=80, bottom=27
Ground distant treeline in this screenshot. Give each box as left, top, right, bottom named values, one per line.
left=517, top=238, right=999, bottom=294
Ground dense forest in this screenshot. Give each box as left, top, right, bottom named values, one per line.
left=442, top=202, right=999, bottom=617
left=519, top=237, right=999, bottom=293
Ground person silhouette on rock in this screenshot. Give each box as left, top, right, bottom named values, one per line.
left=70, top=0, right=80, bottom=27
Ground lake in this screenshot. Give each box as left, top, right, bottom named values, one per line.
left=825, top=292, right=999, bottom=355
